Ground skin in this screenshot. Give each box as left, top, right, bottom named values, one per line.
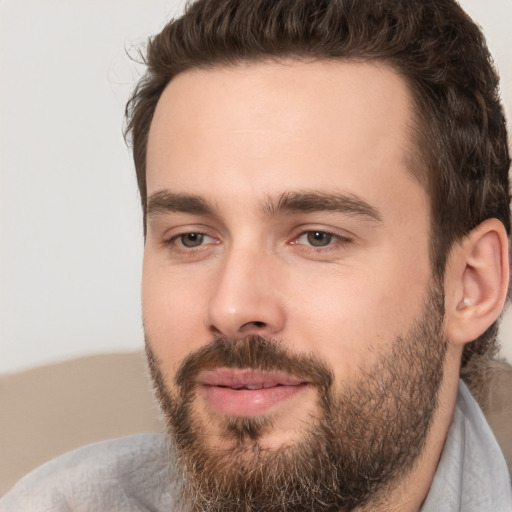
left=143, top=60, right=466, bottom=510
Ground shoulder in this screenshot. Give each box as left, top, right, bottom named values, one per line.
left=0, top=433, right=178, bottom=512
left=423, top=381, right=511, bottom=511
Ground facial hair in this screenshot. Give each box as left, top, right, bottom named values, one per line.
left=145, top=282, right=447, bottom=512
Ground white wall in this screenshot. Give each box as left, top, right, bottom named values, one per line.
left=0, top=0, right=185, bottom=373
left=1, top=0, right=511, bottom=373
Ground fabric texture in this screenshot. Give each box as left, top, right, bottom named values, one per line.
left=421, top=381, right=511, bottom=511
left=1, top=381, right=510, bottom=511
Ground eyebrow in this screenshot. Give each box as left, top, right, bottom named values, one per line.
left=262, top=191, right=382, bottom=222
left=147, top=191, right=213, bottom=218
left=146, top=189, right=382, bottom=223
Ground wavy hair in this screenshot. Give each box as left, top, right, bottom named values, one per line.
left=125, top=0, right=510, bottom=372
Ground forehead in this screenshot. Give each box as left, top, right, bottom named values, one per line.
left=146, top=59, right=423, bottom=216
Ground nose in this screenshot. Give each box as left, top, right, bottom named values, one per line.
left=207, top=246, right=286, bottom=339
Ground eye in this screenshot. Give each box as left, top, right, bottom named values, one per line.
left=173, top=232, right=218, bottom=248
left=294, top=230, right=339, bottom=247
left=160, top=229, right=219, bottom=260
left=179, top=232, right=206, bottom=248
left=163, top=231, right=217, bottom=250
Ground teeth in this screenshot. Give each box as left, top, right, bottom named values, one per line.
left=227, top=383, right=280, bottom=390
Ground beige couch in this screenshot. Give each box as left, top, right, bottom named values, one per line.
left=1, top=352, right=510, bottom=496
left=0, top=352, right=163, bottom=496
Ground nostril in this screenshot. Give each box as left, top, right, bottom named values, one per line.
left=241, top=321, right=266, bottom=331
left=209, top=325, right=223, bottom=336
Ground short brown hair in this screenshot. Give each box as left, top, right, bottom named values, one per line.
left=125, top=0, right=510, bottom=370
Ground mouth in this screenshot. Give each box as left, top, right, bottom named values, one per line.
left=197, top=368, right=309, bottom=417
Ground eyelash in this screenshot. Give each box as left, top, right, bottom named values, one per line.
left=163, top=229, right=351, bottom=253
left=290, top=230, right=352, bottom=251
left=164, top=232, right=216, bottom=250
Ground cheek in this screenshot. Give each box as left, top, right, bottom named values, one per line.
left=285, top=250, right=431, bottom=378
left=142, top=257, right=210, bottom=372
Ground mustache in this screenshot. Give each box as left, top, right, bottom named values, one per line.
left=174, top=335, right=334, bottom=396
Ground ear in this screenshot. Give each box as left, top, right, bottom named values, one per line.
left=444, top=218, right=509, bottom=345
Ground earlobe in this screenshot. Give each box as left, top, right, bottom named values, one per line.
left=444, top=219, right=509, bottom=345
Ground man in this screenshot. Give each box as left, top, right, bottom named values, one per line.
left=1, top=0, right=511, bottom=510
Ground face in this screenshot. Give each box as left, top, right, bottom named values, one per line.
left=143, top=60, right=443, bottom=510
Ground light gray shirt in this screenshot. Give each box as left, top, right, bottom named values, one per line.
left=1, top=381, right=510, bottom=511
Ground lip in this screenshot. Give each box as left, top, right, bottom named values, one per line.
left=197, top=368, right=309, bottom=417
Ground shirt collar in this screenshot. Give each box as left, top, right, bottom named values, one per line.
left=421, top=380, right=511, bottom=511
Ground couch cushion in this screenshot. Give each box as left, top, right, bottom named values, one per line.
left=0, top=352, right=163, bottom=496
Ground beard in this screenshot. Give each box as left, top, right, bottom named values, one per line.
left=145, top=281, right=447, bottom=512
